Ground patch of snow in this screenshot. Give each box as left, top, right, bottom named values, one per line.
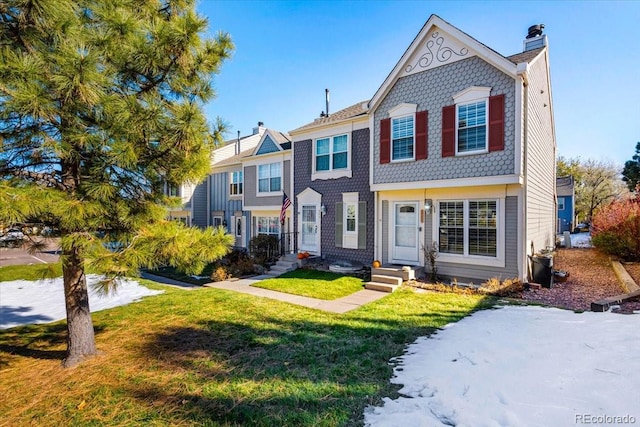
left=364, top=305, right=640, bottom=426
left=0, top=274, right=163, bottom=329
left=570, top=232, right=593, bottom=248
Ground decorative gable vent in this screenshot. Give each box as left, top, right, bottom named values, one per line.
left=523, top=24, right=547, bottom=52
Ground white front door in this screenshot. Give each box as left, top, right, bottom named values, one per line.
left=392, top=202, right=419, bottom=264
left=300, top=204, right=318, bottom=252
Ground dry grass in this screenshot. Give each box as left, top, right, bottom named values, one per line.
left=0, top=279, right=492, bottom=426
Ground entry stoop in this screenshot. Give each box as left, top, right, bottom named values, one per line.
left=365, top=265, right=420, bottom=293
left=264, top=254, right=298, bottom=278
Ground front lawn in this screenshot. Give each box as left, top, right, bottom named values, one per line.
left=252, top=269, right=365, bottom=300
left=0, top=263, right=63, bottom=282
left=0, top=279, right=494, bottom=426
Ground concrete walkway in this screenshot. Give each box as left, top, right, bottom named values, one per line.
left=204, top=275, right=388, bottom=314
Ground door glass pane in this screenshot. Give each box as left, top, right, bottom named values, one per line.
left=395, top=204, right=416, bottom=247
left=302, top=205, right=316, bottom=246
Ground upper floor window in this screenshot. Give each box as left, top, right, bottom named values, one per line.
left=229, top=171, right=243, bottom=195
left=167, top=184, right=180, bottom=197
left=258, top=163, right=281, bottom=193
left=457, top=100, right=487, bottom=153
left=315, top=134, right=348, bottom=172
left=392, top=116, right=414, bottom=161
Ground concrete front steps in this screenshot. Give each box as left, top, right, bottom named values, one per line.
left=264, top=254, right=298, bottom=278
left=366, top=266, right=421, bottom=293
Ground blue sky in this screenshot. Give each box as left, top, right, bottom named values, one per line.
left=198, top=0, right=640, bottom=166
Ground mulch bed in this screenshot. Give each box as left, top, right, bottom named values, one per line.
left=510, top=248, right=640, bottom=313
left=515, top=248, right=623, bottom=311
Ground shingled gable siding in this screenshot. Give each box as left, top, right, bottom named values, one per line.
left=293, top=128, right=374, bottom=265
left=372, top=56, right=516, bottom=184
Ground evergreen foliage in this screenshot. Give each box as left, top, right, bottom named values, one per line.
left=622, top=142, right=640, bottom=193
left=0, top=0, right=234, bottom=366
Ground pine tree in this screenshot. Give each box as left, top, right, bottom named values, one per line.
left=622, top=142, right=640, bottom=193
left=0, top=0, right=234, bottom=367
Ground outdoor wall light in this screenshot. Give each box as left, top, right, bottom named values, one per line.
left=424, top=199, right=433, bottom=214
left=321, top=204, right=327, bottom=215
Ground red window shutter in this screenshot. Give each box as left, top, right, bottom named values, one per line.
left=488, top=94, right=505, bottom=152
left=380, top=117, right=391, bottom=164
left=441, top=105, right=455, bottom=157
left=415, top=110, right=428, bottom=160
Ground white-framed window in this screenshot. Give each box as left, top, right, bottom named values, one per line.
left=256, top=216, right=280, bottom=236
left=387, top=103, right=417, bottom=162
left=452, top=86, right=491, bottom=156
left=392, top=115, right=414, bottom=161
left=229, top=171, right=243, bottom=196
left=457, top=100, right=487, bottom=153
left=342, top=192, right=359, bottom=249
left=438, top=199, right=498, bottom=258
left=213, top=216, right=223, bottom=227
left=558, top=197, right=565, bottom=211
left=315, top=134, right=349, bottom=172
left=258, top=163, right=281, bottom=193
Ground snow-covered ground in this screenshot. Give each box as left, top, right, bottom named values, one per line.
left=557, top=232, right=593, bottom=248
left=365, top=305, right=639, bottom=426
left=0, top=275, right=163, bottom=329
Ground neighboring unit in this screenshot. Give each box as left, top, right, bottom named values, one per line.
left=556, top=175, right=575, bottom=233
left=366, top=15, right=556, bottom=283
left=290, top=101, right=374, bottom=265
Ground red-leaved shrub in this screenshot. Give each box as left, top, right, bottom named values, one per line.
left=591, top=199, right=640, bottom=261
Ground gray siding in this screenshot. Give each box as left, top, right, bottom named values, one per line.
left=433, top=196, right=519, bottom=283
left=243, top=160, right=292, bottom=207
left=372, top=56, right=516, bottom=184
left=293, top=128, right=374, bottom=265
left=191, top=179, right=208, bottom=228
left=210, top=170, right=249, bottom=241
left=381, top=200, right=389, bottom=264
left=525, top=53, right=556, bottom=253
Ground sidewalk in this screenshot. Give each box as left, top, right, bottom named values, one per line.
left=204, top=275, right=388, bottom=314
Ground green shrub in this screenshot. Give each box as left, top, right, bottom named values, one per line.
left=591, top=199, right=640, bottom=261
left=249, top=234, right=279, bottom=266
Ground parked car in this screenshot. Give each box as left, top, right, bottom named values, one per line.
left=0, top=228, right=25, bottom=248
left=573, top=223, right=590, bottom=233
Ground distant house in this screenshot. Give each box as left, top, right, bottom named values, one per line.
left=556, top=176, right=575, bottom=233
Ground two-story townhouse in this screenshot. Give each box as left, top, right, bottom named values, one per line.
left=240, top=129, right=294, bottom=246
left=290, top=102, right=374, bottom=265
left=201, top=123, right=266, bottom=248
left=367, top=15, right=556, bottom=283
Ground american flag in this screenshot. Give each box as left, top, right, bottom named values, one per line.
left=280, top=192, right=291, bottom=225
